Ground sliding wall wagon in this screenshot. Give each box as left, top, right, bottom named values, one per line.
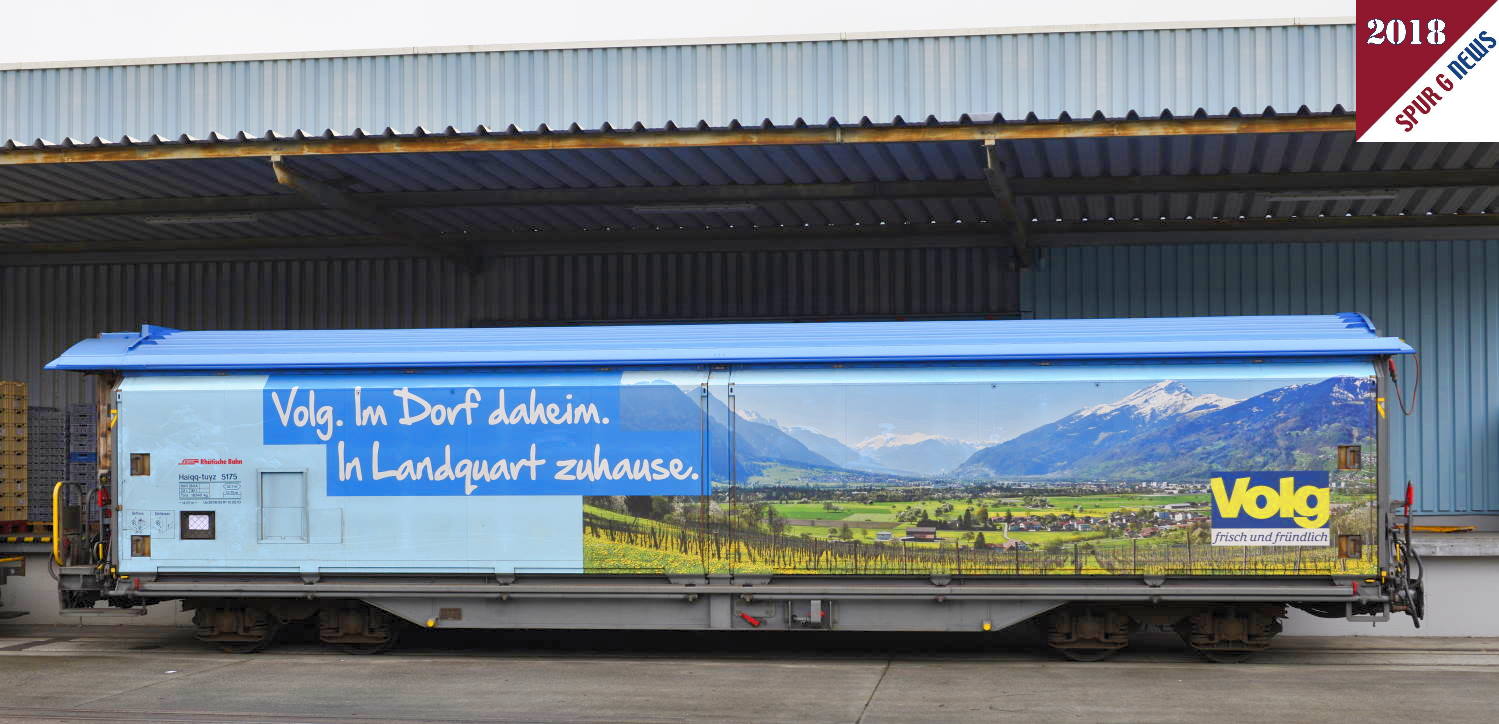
left=45, top=315, right=1424, bottom=660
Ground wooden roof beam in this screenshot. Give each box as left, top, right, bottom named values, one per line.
left=0, top=115, right=1356, bottom=166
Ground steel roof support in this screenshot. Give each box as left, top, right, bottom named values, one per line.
left=269, top=155, right=481, bottom=270
left=1014, top=168, right=1499, bottom=196
left=6, top=168, right=1496, bottom=222
left=7, top=214, right=1499, bottom=258
left=982, top=140, right=1032, bottom=269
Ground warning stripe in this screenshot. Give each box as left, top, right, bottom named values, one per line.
left=0, top=535, right=50, bottom=543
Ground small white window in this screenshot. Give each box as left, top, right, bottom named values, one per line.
left=180, top=511, right=215, bottom=540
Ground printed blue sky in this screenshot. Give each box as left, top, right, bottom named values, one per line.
left=735, top=377, right=1317, bottom=447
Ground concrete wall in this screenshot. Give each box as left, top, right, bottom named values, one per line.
left=1284, top=556, right=1499, bottom=637
left=1, top=552, right=191, bottom=626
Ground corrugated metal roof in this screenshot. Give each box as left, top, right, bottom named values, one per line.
left=0, top=23, right=1353, bottom=150
left=999, top=131, right=1499, bottom=222
left=3, top=117, right=1497, bottom=251
left=0, top=109, right=1334, bottom=154
left=47, top=314, right=1412, bottom=371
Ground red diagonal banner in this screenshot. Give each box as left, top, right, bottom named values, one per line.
left=1357, top=0, right=1499, bottom=140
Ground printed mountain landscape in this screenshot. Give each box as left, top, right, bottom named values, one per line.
left=618, top=382, right=837, bottom=481
left=956, top=376, right=1375, bottom=481
left=956, top=381, right=1233, bottom=477
left=783, top=427, right=978, bottom=476
left=627, top=374, right=1374, bottom=485
left=854, top=433, right=980, bottom=476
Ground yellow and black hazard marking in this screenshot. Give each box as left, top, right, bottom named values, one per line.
left=0, top=535, right=50, bottom=544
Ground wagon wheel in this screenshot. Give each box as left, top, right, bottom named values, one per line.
left=339, top=627, right=401, bottom=655
left=1056, top=646, right=1119, bottom=662
left=1197, top=649, right=1254, bottom=664
left=217, top=619, right=281, bottom=654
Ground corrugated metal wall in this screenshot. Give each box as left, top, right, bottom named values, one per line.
left=1, top=24, right=1352, bottom=145
left=1022, top=240, right=1499, bottom=516
left=1, top=247, right=1017, bottom=408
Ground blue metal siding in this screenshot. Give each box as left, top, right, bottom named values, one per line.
left=1, top=25, right=1353, bottom=146
left=1022, top=240, right=1499, bottom=516
left=0, top=246, right=1018, bottom=410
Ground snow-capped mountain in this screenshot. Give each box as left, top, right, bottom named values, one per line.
left=1076, top=380, right=1237, bottom=421
left=782, top=426, right=897, bottom=473
left=624, top=392, right=836, bottom=481
left=737, top=409, right=782, bottom=427
left=1062, top=376, right=1376, bottom=479
left=854, top=432, right=981, bottom=476
left=752, top=422, right=977, bottom=477
left=958, top=377, right=1373, bottom=480
left=957, top=380, right=1238, bottom=477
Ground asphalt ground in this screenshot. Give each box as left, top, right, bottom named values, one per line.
left=2, top=624, right=1497, bottom=723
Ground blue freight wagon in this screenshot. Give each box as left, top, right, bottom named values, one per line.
left=45, top=314, right=1424, bottom=660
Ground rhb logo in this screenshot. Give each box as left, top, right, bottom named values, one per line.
left=1209, top=471, right=1330, bottom=530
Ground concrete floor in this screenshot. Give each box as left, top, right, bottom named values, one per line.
left=2, top=625, right=1498, bottom=723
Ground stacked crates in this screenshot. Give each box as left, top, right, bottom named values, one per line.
left=0, top=382, right=26, bottom=522
left=68, top=403, right=101, bottom=525
left=27, top=406, right=66, bottom=521
left=68, top=402, right=98, bottom=484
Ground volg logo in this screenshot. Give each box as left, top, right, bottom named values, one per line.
left=1210, top=475, right=1330, bottom=528
left=1208, top=471, right=1332, bottom=547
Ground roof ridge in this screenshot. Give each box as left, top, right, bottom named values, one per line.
left=45, top=315, right=1413, bottom=372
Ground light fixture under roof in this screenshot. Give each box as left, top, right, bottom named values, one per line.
left=1261, top=191, right=1400, bottom=203
left=142, top=213, right=260, bottom=225
left=631, top=204, right=759, bottom=215
left=0, top=219, right=31, bottom=229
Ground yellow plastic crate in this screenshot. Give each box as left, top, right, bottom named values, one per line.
left=0, top=383, right=25, bottom=407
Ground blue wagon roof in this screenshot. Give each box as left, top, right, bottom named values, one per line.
left=46, top=314, right=1413, bottom=372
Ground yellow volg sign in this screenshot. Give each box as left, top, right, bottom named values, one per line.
left=1209, top=474, right=1330, bottom=529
